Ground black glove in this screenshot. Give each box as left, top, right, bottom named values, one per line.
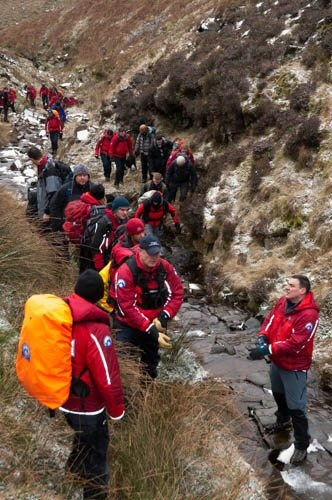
left=248, top=335, right=270, bottom=360
left=59, top=132, right=63, bottom=140
left=175, top=223, right=181, bottom=234
left=247, top=348, right=265, bottom=360
left=158, top=311, right=169, bottom=329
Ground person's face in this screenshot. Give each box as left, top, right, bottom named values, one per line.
left=75, top=173, right=89, bottom=186
left=139, top=248, right=161, bottom=269
left=152, top=174, right=162, bottom=183
left=285, top=278, right=306, bottom=303
left=118, top=130, right=126, bottom=138
left=30, top=158, right=40, bottom=166
left=115, top=207, right=130, bottom=221
left=132, top=231, right=145, bottom=244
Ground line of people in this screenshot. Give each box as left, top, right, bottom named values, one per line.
left=95, top=124, right=198, bottom=202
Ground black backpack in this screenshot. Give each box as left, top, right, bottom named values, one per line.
left=55, top=160, right=73, bottom=184
left=82, top=206, right=109, bottom=246
left=125, top=256, right=169, bottom=309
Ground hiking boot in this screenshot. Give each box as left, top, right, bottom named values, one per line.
left=290, top=448, right=307, bottom=465
left=265, top=419, right=292, bottom=434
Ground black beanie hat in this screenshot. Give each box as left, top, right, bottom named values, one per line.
left=90, top=183, right=105, bottom=201
left=151, top=191, right=162, bottom=206
left=74, top=270, right=104, bottom=303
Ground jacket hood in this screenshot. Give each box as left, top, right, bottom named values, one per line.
left=65, top=293, right=110, bottom=324
left=80, top=192, right=103, bottom=205
left=284, top=291, right=319, bottom=314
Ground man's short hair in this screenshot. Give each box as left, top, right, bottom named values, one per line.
left=291, top=275, right=311, bottom=293
left=27, top=146, right=42, bottom=161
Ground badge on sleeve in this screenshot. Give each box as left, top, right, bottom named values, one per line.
left=305, top=323, right=313, bottom=331
left=104, top=336, right=112, bottom=348
left=117, top=279, right=126, bottom=288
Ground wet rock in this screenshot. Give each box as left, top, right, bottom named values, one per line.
left=245, top=317, right=261, bottom=333
left=245, top=372, right=271, bottom=388
left=211, top=338, right=236, bottom=355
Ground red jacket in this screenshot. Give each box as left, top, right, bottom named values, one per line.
left=61, top=293, right=125, bottom=418
left=9, top=88, right=16, bottom=103
left=115, top=252, right=184, bottom=332
left=95, top=131, right=113, bottom=156
left=136, top=199, right=179, bottom=228
left=108, top=132, right=133, bottom=159
left=166, top=148, right=195, bottom=170
left=39, top=86, right=49, bottom=97
left=46, top=115, right=63, bottom=133
left=259, top=292, right=319, bottom=371
left=27, top=86, right=37, bottom=99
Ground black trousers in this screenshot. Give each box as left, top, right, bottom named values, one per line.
left=114, top=157, right=126, bottom=185
left=116, top=322, right=160, bottom=378
left=101, top=154, right=112, bottom=178
left=140, top=153, right=150, bottom=182
left=64, top=410, right=110, bottom=499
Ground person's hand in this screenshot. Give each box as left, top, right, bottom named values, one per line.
left=153, top=317, right=167, bottom=333
left=247, top=335, right=270, bottom=360
left=158, top=332, right=172, bottom=349
left=95, top=155, right=99, bottom=159
left=42, top=213, right=51, bottom=222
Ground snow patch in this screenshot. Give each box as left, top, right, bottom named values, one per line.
left=281, top=469, right=332, bottom=496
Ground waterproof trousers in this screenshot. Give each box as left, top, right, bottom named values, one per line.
left=270, top=362, right=310, bottom=450
left=64, top=410, right=110, bottom=499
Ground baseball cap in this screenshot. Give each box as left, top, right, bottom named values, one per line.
left=139, top=235, right=161, bottom=256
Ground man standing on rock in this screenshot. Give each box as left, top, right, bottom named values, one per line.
left=248, top=275, right=319, bottom=464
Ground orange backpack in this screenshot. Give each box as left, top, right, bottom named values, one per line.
left=16, top=294, right=73, bottom=410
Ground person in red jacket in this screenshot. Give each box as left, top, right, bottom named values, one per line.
left=107, top=218, right=146, bottom=309
left=108, top=127, right=133, bottom=188
left=39, top=84, right=49, bottom=109
left=90, top=196, right=130, bottom=271
left=61, top=269, right=125, bottom=499
left=25, top=84, right=37, bottom=106
left=165, top=139, right=195, bottom=171
left=115, top=235, right=184, bottom=379
left=248, top=274, right=320, bottom=464
left=95, top=129, right=114, bottom=181
left=136, top=191, right=181, bottom=239
left=45, top=109, right=63, bottom=156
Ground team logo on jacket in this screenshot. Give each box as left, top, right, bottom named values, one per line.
left=104, top=336, right=112, bottom=348
left=117, top=279, right=126, bottom=288
left=305, top=323, right=313, bottom=331
left=22, top=343, right=31, bottom=361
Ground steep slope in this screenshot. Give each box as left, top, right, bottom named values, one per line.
left=1, top=0, right=332, bottom=313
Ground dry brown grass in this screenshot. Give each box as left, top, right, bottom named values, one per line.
left=0, top=188, right=77, bottom=323
left=0, top=191, right=259, bottom=498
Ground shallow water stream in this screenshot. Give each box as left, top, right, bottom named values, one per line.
left=179, top=295, right=332, bottom=499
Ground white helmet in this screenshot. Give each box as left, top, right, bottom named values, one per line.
left=176, top=155, right=186, bottom=166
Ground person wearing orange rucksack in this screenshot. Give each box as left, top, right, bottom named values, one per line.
left=61, top=269, right=125, bottom=499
